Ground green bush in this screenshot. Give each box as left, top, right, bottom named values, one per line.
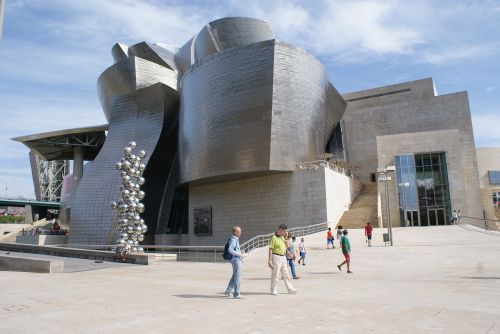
left=0, top=216, right=25, bottom=224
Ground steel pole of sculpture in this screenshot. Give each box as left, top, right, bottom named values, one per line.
left=110, top=141, right=148, bottom=252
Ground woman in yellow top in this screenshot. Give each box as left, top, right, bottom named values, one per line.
left=268, top=224, right=297, bottom=295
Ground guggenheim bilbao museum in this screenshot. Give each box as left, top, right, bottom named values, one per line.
left=14, top=17, right=500, bottom=246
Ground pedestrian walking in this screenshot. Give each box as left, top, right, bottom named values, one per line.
left=336, top=225, right=343, bottom=248
left=286, top=233, right=299, bottom=279
left=327, top=227, right=335, bottom=249
left=297, top=237, right=306, bottom=265
left=268, top=224, right=297, bottom=295
left=364, top=222, right=373, bottom=247
left=457, top=210, right=462, bottom=223
left=337, top=229, right=352, bottom=273
left=452, top=210, right=458, bottom=224
left=224, top=226, right=247, bottom=299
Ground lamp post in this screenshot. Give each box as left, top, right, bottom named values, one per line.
left=377, top=165, right=396, bottom=246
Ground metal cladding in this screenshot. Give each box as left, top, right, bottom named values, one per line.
left=97, top=54, right=178, bottom=122
left=69, top=83, right=179, bottom=245
left=175, top=17, right=274, bottom=73
left=66, top=17, right=347, bottom=244
left=179, top=37, right=347, bottom=184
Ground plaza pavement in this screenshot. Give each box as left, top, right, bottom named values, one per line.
left=1, top=225, right=499, bottom=334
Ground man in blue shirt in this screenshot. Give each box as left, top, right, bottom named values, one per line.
left=225, top=226, right=247, bottom=298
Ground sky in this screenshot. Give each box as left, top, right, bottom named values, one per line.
left=0, top=0, right=499, bottom=198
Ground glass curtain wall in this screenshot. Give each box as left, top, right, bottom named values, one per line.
left=396, top=152, right=451, bottom=226
left=415, top=152, right=451, bottom=226
left=395, top=154, right=419, bottom=227
left=326, top=121, right=348, bottom=161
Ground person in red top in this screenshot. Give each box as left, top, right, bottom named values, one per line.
left=326, top=228, right=335, bottom=249
left=364, top=222, right=373, bottom=247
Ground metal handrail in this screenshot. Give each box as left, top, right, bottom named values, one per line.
left=56, top=222, right=331, bottom=262
left=240, top=222, right=330, bottom=254
left=459, top=215, right=500, bottom=232
left=296, top=160, right=357, bottom=179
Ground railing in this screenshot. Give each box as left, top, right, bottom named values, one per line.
left=240, top=222, right=329, bottom=254
left=296, top=160, right=355, bottom=178
left=61, top=244, right=226, bottom=262
left=459, top=215, right=500, bottom=232
left=58, top=222, right=331, bottom=263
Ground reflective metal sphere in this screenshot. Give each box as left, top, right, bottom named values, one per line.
left=115, top=162, right=123, bottom=170
left=122, top=160, right=131, bottom=170
left=137, top=203, right=145, bottom=213
left=124, top=147, right=132, bottom=155
left=138, top=150, right=146, bottom=158
left=117, top=239, right=125, bottom=244
left=138, top=191, right=145, bottom=200
left=138, top=163, right=146, bottom=172
left=137, top=177, right=145, bottom=185
left=110, top=201, right=117, bottom=209
left=138, top=235, right=144, bottom=242
left=128, top=141, right=137, bottom=149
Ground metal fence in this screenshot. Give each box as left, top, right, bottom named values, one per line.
left=296, top=160, right=355, bottom=178
left=240, top=222, right=329, bottom=254
left=459, top=215, right=500, bottom=232
left=60, top=222, right=330, bottom=263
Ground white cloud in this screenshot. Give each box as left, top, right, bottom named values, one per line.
left=472, top=112, right=500, bottom=147
left=486, top=86, right=496, bottom=93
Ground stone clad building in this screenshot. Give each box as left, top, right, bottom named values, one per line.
left=14, top=17, right=499, bottom=246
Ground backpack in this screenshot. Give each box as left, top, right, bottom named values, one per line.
left=222, top=237, right=233, bottom=260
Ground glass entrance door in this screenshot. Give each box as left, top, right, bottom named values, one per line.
left=427, top=208, right=446, bottom=226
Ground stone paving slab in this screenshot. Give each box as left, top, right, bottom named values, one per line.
left=0, top=225, right=499, bottom=333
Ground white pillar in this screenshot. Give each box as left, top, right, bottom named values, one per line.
left=72, top=147, right=84, bottom=197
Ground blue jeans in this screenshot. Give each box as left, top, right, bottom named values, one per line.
left=226, top=259, right=242, bottom=296
left=287, top=258, right=297, bottom=278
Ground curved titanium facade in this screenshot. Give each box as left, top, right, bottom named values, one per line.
left=179, top=40, right=275, bottom=183
left=97, top=56, right=178, bottom=122
left=69, top=83, right=179, bottom=244
left=179, top=39, right=346, bottom=184
left=175, top=17, right=274, bottom=74
left=65, top=17, right=347, bottom=245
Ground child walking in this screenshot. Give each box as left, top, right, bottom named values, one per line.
left=297, top=238, right=306, bottom=265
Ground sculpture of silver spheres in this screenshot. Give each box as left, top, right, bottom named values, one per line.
left=111, top=141, right=147, bottom=253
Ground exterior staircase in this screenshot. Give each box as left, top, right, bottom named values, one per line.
left=337, top=183, right=378, bottom=229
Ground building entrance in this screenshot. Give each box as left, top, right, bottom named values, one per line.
left=427, top=208, right=446, bottom=226
left=396, top=152, right=452, bottom=227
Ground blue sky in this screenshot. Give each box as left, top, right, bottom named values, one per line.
left=0, top=0, right=499, bottom=198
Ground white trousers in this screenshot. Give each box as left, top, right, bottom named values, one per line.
left=270, top=254, right=294, bottom=293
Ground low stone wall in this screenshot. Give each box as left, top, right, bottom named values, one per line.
left=0, top=242, right=154, bottom=265
left=0, top=254, right=64, bottom=273
left=16, top=235, right=68, bottom=245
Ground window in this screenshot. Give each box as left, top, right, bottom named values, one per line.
left=194, top=207, right=212, bottom=235
left=488, top=171, right=500, bottom=185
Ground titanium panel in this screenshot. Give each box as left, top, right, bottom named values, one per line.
left=98, top=57, right=178, bottom=121
left=69, top=83, right=179, bottom=245
left=174, top=17, right=274, bottom=75
left=128, top=42, right=178, bottom=71
left=179, top=40, right=276, bottom=184
left=325, top=82, right=347, bottom=144
left=111, top=43, right=128, bottom=63
left=209, top=17, right=274, bottom=50
left=269, top=42, right=329, bottom=170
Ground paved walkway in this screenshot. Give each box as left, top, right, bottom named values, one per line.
left=1, top=225, right=499, bottom=334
